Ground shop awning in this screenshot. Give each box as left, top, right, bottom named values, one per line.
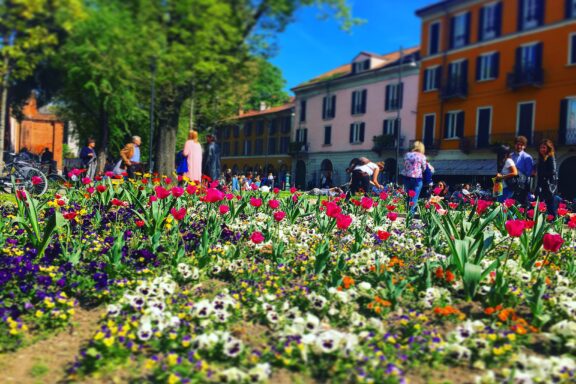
left=430, top=159, right=497, bottom=176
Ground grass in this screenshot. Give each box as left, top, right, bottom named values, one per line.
left=29, top=363, right=49, bottom=378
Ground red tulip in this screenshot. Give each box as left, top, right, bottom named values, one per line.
left=63, top=212, right=77, bottom=220
left=377, top=230, right=391, bottom=241
left=154, top=186, right=171, bottom=199
left=186, top=185, right=197, bottom=195
left=170, top=207, right=187, bottom=221
left=273, top=187, right=280, bottom=194
left=325, top=202, right=342, bottom=218
left=543, top=233, right=564, bottom=252
left=268, top=199, right=280, bottom=209
left=16, top=189, right=27, bottom=201
left=476, top=200, right=492, bottom=215
left=250, top=198, right=262, bottom=208
left=250, top=231, right=265, bottom=244
left=87, top=187, right=95, bottom=194
left=386, top=204, right=396, bottom=211
left=524, top=220, right=535, bottom=229
left=557, top=208, right=569, bottom=217
left=336, top=214, right=352, bottom=230
left=135, top=220, right=145, bottom=227
left=203, top=188, right=224, bottom=203
left=408, top=190, right=416, bottom=198
left=505, top=220, right=526, bottom=238
left=251, top=183, right=258, bottom=191
left=219, top=205, right=230, bottom=215
left=96, top=185, right=107, bottom=193
left=432, top=187, right=442, bottom=196
left=379, top=191, right=388, bottom=200
left=81, top=177, right=91, bottom=185
left=387, top=212, right=398, bottom=222
left=448, top=202, right=459, bottom=209
left=290, top=187, right=297, bottom=194
left=273, top=211, right=286, bottom=222
left=57, top=199, right=65, bottom=206
left=30, top=176, right=43, bottom=185
left=360, top=197, right=374, bottom=210
left=171, top=187, right=184, bottom=198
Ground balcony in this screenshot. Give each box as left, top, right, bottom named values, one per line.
left=507, top=67, right=543, bottom=90
left=441, top=77, right=468, bottom=100
left=371, top=134, right=405, bottom=156
left=288, top=141, right=310, bottom=156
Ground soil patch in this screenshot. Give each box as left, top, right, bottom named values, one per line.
left=0, top=307, right=104, bottom=384
left=407, top=365, right=482, bottom=384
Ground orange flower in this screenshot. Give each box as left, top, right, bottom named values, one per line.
left=484, top=307, right=496, bottom=315
left=435, top=267, right=444, bottom=279
left=342, top=276, right=355, bottom=289
left=445, top=270, right=455, bottom=283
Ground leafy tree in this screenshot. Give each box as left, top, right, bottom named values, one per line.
left=55, top=3, right=148, bottom=169
left=121, top=0, right=356, bottom=175
left=242, top=58, right=290, bottom=111
left=0, top=0, right=84, bottom=162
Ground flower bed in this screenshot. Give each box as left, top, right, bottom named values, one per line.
left=0, top=176, right=575, bottom=383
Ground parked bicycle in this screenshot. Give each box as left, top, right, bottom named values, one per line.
left=0, top=153, right=48, bottom=196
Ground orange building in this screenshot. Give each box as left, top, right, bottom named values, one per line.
left=415, top=0, right=576, bottom=198
left=9, top=93, right=65, bottom=169
left=218, top=101, right=294, bottom=184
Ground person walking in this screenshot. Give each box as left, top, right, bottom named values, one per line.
left=79, top=138, right=97, bottom=179
left=422, top=161, right=435, bottom=198
left=495, top=145, right=518, bottom=203
left=202, top=133, right=221, bottom=183
left=402, top=141, right=427, bottom=214
left=536, top=139, right=558, bottom=217
left=120, top=136, right=142, bottom=178
left=511, top=135, right=533, bottom=205
left=182, top=130, right=202, bottom=183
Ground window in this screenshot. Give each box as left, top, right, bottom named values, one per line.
left=224, top=127, right=231, bottom=139
left=296, top=128, right=308, bottom=144
left=519, top=0, right=544, bottom=31
left=444, top=111, right=464, bottom=139
left=383, top=119, right=399, bottom=136
left=349, top=122, right=365, bottom=143
left=279, top=137, right=290, bottom=153
left=299, top=100, right=307, bottom=122
left=570, top=34, right=576, bottom=65
left=429, top=21, right=441, bottom=55
left=281, top=116, right=291, bottom=134
left=516, top=43, right=542, bottom=72
left=322, top=95, right=337, bottom=119
left=255, top=138, right=264, bottom=154
left=244, top=122, right=252, bottom=137
left=222, top=142, right=230, bottom=156
left=243, top=140, right=252, bottom=155
left=351, top=89, right=367, bottom=115
left=479, top=2, right=502, bottom=41
left=269, top=119, right=277, bottom=136
left=450, top=12, right=470, bottom=49
left=353, top=59, right=371, bottom=73
left=256, top=121, right=265, bottom=136
left=385, top=83, right=403, bottom=111
left=423, top=67, right=441, bottom=91
left=268, top=137, right=277, bottom=154
left=476, top=52, right=499, bottom=81
left=568, top=0, right=576, bottom=18
left=323, top=126, right=332, bottom=145
left=234, top=142, right=239, bottom=156
left=233, top=125, right=240, bottom=138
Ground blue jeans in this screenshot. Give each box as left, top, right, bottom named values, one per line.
left=404, top=177, right=423, bottom=214
left=497, top=187, right=514, bottom=203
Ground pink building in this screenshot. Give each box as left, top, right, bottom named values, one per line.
left=290, top=47, right=420, bottom=189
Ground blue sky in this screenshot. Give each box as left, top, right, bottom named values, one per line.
left=270, top=0, right=433, bottom=92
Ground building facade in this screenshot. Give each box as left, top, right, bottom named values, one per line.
left=416, top=0, right=576, bottom=198
left=218, top=102, right=294, bottom=186
left=291, top=48, right=420, bottom=190
left=9, top=93, right=65, bottom=170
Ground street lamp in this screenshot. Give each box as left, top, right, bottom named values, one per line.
left=395, top=47, right=418, bottom=184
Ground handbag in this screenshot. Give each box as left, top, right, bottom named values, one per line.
left=176, top=155, right=188, bottom=174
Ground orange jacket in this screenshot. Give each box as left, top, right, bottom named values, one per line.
left=120, top=143, right=135, bottom=165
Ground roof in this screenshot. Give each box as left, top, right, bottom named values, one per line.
left=292, top=46, right=420, bottom=90
left=415, top=0, right=470, bottom=18
left=235, top=101, right=294, bottom=120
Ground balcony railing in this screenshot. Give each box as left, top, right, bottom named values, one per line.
left=454, top=130, right=576, bottom=152
left=288, top=142, right=309, bottom=156
left=441, top=77, right=468, bottom=100
left=507, top=66, right=543, bottom=90
left=371, top=134, right=405, bottom=155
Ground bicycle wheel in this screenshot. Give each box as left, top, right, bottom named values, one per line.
left=16, top=167, right=48, bottom=196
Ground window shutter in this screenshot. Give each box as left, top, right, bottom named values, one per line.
left=464, top=12, right=471, bottom=45
left=385, top=85, right=391, bottom=111
left=361, top=89, right=367, bottom=113
left=444, top=114, right=450, bottom=138
left=395, top=119, right=401, bottom=138
left=360, top=123, right=365, bottom=142
left=449, top=16, right=455, bottom=49
left=351, top=92, right=356, bottom=115
left=518, top=0, right=525, bottom=31
left=303, top=129, right=308, bottom=144
left=398, top=82, right=404, bottom=109
left=331, top=95, right=337, bottom=118
left=462, top=60, right=468, bottom=83
left=435, top=66, right=442, bottom=89
left=495, top=2, right=503, bottom=37
left=515, top=46, right=522, bottom=71
left=476, top=56, right=482, bottom=80
left=567, top=0, right=574, bottom=19
left=430, top=23, right=439, bottom=54
left=492, top=52, right=500, bottom=78
left=536, top=0, right=545, bottom=26
left=559, top=99, right=568, bottom=145
left=535, top=42, right=543, bottom=69
left=572, top=35, right=576, bottom=64
left=456, top=112, right=465, bottom=138
left=322, top=97, right=327, bottom=120
left=478, top=7, right=485, bottom=41
left=349, top=124, right=354, bottom=143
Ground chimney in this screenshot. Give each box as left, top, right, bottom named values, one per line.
left=259, top=101, right=268, bottom=111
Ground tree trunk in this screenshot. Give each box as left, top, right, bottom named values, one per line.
left=97, top=101, right=109, bottom=173
left=155, top=93, right=184, bottom=176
